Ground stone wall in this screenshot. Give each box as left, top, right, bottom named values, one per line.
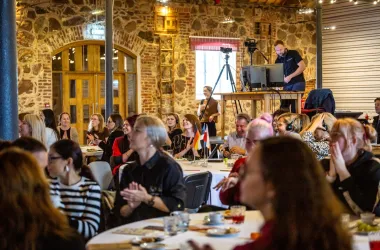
left=16, top=0, right=316, bottom=134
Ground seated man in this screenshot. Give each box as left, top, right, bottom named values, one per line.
left=373, top=98, right=380, bottom=144
left=219, top=113, right=250, bottom=158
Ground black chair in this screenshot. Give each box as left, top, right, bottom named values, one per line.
left=184, top=171, right=211, bottom=210
left=302, top=89, right=336, bottom=119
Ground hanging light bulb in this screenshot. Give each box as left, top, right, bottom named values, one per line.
left=374, top=1, right=377, bottom=4
left=319, top=0, right=323, bottom=3
left=354, top=0, right=358, bottom=4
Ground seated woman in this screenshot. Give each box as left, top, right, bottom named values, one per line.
left=57, top=112, right=79, bottom=143
left=20, top=114, right=47, bottom=147
left=87, top=113, right=109, bottom=145
left=48, top=140, right=102, bottom=240
left=165, top=113, right=182, bottom=148
left=172, top=114, right=203, bottom=159
left=190, top=137, right=352, bottom=250
left=322, top=118, right=380, bottom=215
left=300, top=112, right=336, bottom=160
left=276, top=112, right=310, bottom=139
left=111, top=115, right=139, bottom=176
left=114, top=115, right=186, bottom=224
left=215, top=114, right=274, bottom=206
left=40, top=109, right=59, bottom=148
left=92, top=113, right=124, bottom=163
left=272, top=109, right=288, bottom=135
left=0, top=148, right=84, bottom=250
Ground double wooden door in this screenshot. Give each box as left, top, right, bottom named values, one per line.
left=62, top=73, right=126, bottom=144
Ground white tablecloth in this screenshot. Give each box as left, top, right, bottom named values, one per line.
left=87, top=211, right=370, bottom=250
left=177, top=160, right=231, bottom=208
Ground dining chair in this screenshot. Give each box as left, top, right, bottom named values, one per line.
left=183, top=171, right=211, bottom=210
left=88, top=161, right=113, bottom=190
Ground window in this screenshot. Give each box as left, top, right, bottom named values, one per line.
left=195, top=50, right=236, bottom=100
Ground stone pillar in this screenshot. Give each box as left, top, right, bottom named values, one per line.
left=105, top=0, right=114, bottom=120
left=0, top=0, right=18, bottom=140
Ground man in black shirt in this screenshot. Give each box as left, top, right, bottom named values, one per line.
left=372, top=98, right=380, bottom=144
left=274, top=40, right=306, bottom=112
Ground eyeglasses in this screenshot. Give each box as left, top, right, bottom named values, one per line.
left=48, top=156, right=63, bottom=162
left=107, top=120, right=114, bottom=123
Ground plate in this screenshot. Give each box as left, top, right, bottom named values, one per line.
left=206, top=227, right=240, bottom=237
left=140, top=243, right=166, bottom=250
left=131, top=236, right=164, bottom=245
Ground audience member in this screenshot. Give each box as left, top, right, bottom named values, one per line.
left=58, top=112, right=79, bottom=143
left=41, top=109, right=59, bottom=148
left=115, top=115, right=186, bottom=224
left=48, top=140, right=101, bottom=239
left=190, top=137, right=352, bottom=250
left=173, top=114, right=202, bottom=159
left=373, top=97, right=380, bottom=144
left=215, top=113, right=273, bottom=207
left=18, top=112, right=30, bottom=129
left=0, top=148, right=85, bottom=250
left=197, top=86, right=220, bottom=136
left=322, top=118, right=380, bottom=215
left=219, top=113, right=250, bottom=158
left=87, top=113, right=109, bottom=145
left=301, top=112, right=336, bottom=160
left=20, top=114, right=47, bottom=146
left=93, top=114, right=124, bottom=162
left=111, top=115, right=139, bottom=176
left=13, top=137, right=48, bottom=169
left=272, top=109, right=288, bottom=135
left=276, top=112, right=310, bottom=139
left=165, top=113, right=182, bottom=148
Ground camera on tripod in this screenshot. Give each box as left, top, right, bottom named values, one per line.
left=220, top=47, right=232, bottom=53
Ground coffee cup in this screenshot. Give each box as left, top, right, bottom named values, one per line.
left=209, top=212, right=223, bottom=224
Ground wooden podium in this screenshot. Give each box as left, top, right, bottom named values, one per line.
left=215, top=91, right=303, bottom=137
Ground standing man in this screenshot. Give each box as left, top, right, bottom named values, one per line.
left=274, top=40, right=306, bottom=112
left=373, top=98, right=380, bottom=144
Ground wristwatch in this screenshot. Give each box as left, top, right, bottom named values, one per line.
left=147, top=195, right=155, bottom=207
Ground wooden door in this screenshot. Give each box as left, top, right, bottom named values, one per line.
left=63, top=73, right=96, bottom=145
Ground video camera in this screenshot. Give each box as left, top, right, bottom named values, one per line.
left=244, top=38, right=257, bottom=48
left=220, top=47, right=232, bottom=53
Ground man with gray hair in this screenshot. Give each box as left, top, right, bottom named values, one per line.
left=219, top=113, right=250, bottom=157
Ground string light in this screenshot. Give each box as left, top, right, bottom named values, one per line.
left=330, top=0, right=336, bottom=3
left=374, top=1, right=377, bottom=4
left=354, top=0, right=358, bottom=4
left=319, top=0, right=323, bottom=3
left=297, top=8, right=315, bottom=14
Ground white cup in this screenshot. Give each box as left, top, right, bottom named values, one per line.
left=209, top=212, right=223, bottom=224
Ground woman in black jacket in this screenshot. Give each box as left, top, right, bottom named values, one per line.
left=322, top=118, right=380, bottom=215
left=94, top=114, right=124, bottom=162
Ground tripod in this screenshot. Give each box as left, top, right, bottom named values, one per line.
left=247, top=46, right=269, bottom=65
left=199, top=51, right=243, bottom=122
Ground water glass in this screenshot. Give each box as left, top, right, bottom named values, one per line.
left=340, top=213, right=350, bottom=229
left=231, top=205, right=246, bottom=224
left=369, top=231, right=380, bottom=250
left=163, top=216, right=178, bottom=236
left=171, top=211, right=190, bottom=232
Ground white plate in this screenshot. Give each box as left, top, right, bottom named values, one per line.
left=140, top=243, right=166, bottom=250
left=206, top=228, right=240, bottom=237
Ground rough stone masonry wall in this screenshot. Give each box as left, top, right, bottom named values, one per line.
left=16, top=0, right=316, bottom=134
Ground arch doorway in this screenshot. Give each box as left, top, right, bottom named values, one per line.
left=52, top=41, right=138, bottom=144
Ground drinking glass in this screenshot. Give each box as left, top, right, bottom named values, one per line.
left=231, top=205, right=246, bottom=224
left=171, top=211, right=190, bottom=232
left=369, top=231, right=380, bottom=250
left=163, top=216, right=178, bottom=236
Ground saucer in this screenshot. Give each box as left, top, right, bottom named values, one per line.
left=204, top=221, right=224, bottom=226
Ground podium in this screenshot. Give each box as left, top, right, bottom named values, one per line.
left=215, top=91, right=303, bottom=137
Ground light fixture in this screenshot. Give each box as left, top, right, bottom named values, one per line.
left=319, top=0, right=323, bottom=3
left=374, top=1, right=377, bottom=4
left=91, top=9, right=104, bottom=15
left=354, top=0, right=358, bottom=4
left=330, top=0, right=336, bottom=3
left=324, top=26, right=336, bottom=30
left=297, top=8, right=314, bottom=14
left=90, top=28, right=105, bottom=35
left=220, top=16, right=235, bottom=23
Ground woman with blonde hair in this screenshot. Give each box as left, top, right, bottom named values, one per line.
left=322, top=118, right=380, bottom=215
left=87, top=113, right=109, bottom=145
left=276, top=112, right=310, bottom=139
left=0, top=148, right=84, bottom=250
left=19, top=114, right=47, bottom=147
left=301, top=112, right=337, bottom=160
left=115, top=115, right=186, bottom=224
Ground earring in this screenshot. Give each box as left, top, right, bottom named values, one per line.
left=64, top=165, right=69, bottom=172
left=149, top=144, right=154, bottom=148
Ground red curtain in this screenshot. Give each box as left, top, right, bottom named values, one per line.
left=189, top=36, right=241, bottom=51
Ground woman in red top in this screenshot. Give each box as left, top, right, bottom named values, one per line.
left=190, top=137, right=352, bottom=250
left=215, top=113, right=274, bottom=206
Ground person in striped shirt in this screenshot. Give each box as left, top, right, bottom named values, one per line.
left=48, top=139, right=101, bottom=240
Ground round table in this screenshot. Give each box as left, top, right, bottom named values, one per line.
left=87, top=211, right=370, bottom=250
left=177, top=160, right=231, bottom=208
